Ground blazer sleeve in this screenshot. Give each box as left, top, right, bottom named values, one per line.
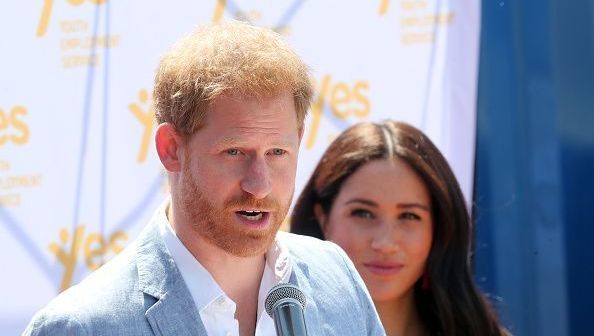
left=22, top=309, right=89, bottom=336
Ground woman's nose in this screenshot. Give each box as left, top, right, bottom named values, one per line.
left=370, top=222, right=399, bottom=254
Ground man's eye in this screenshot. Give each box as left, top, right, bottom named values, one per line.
left=351, top=209, right=374, bottom=219
left=271, top=148, right=286, bottom=156
left=226, top=149, right=240, bottom=155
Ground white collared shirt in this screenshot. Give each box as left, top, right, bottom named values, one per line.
left=158, top=202, right=292, bottom=336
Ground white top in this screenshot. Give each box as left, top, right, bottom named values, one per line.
left=159, top=204, right=292, bottom=336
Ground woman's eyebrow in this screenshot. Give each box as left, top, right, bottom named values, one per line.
left=397, top=203, right=430, bottom=212
left=344, top=198, right=378, bottom=207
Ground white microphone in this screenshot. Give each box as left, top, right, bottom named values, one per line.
left=265, top=283, right=308, bottom=336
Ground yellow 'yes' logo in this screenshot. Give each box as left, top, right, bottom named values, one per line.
left=379, top=0, right=390, bottom=15
left=129, top=89, right=155, bottom=163
left=307, top=75, right=370, bottom=149
left=49, top=225, right=128, bottom=292
left=0, top=105, right=30, bottom=146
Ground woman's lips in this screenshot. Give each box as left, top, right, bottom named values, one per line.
left=363, top=262, right=403, bottom=276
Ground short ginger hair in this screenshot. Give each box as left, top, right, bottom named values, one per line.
left=153, top=21, right=313, bottom=136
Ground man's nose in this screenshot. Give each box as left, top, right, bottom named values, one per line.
left=240, top=156, right=272, bottom=199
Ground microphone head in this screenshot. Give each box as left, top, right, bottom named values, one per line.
left=265, top=283, right=307, bottom=317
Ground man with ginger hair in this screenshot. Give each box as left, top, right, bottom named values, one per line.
left=24, top=21, right=384, bottom=336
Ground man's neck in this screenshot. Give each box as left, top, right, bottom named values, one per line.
left=168, top=204, right=266, bottom=336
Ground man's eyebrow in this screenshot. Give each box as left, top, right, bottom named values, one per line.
left=212, top=137, right=296, bottom=148
left=212, top=137, right=239, bottom=147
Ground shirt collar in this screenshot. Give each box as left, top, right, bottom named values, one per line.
left=157, top=198, right=293, bottom=315
left=257, top=231, right=292, bottom=318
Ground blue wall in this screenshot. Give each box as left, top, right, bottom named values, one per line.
left=475, top=0, right=594, bottom=335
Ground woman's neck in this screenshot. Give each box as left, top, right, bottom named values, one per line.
left=374, top=291, right=428, bottom=336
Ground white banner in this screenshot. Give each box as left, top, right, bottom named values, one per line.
left=0, top=1, right=480, bottom=333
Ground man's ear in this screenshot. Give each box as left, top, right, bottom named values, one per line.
left=313, top=203, right=327, bottom=231
left=155, top=123, right=183, bottom=172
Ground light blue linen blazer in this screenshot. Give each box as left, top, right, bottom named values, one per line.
left=23, top=210, right=385, bottom=336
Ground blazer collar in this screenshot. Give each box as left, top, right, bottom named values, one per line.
left=135, top=200, right=208, bottom=336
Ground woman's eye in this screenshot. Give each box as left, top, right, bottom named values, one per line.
left=400, top=212, right=421, bottom=221
left=270, top=148, right=286, bottom=156
left=226, top=148, right=240, bottom=156
left=351, top=209, right=374, bottom=219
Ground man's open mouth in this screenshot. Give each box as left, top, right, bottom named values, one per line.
left=237, top=210, right=265, bottom=221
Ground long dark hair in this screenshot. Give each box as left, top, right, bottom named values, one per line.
left=291, top=121, right=507, bottom=335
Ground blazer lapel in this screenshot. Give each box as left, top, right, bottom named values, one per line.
left=144, top=292, right=208, bottom=336
left=135, top=215, right=208, bottom=336
left=289, top=259, right=323, bottom=336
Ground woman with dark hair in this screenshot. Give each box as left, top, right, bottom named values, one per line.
left=291, top=121, right=507, bottom=336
